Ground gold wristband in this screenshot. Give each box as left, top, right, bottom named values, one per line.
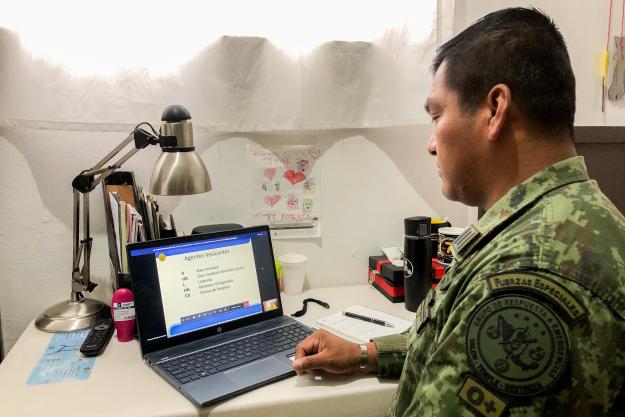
left=359, top=344, right=368, bottom=369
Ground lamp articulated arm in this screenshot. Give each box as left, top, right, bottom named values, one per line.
left=36, top=104, right=211, bottom=333
left=69, top=126, right=160, bottom=298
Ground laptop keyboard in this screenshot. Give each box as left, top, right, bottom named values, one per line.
left=160, top=322, right=313, bottom=385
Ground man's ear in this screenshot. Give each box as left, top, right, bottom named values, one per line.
left=485, top=84, right=511, bottom=142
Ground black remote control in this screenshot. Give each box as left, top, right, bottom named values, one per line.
left=80, top=318, right=114, bottom=357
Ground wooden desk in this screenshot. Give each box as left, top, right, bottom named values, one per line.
left=0, top=285, right=413, bottom=417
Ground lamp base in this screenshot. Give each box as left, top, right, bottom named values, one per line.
left=35, top=297, right=110, bottom=333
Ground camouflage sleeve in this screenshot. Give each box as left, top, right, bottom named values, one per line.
left=372, top=332, right=409, bottom=378
left=389, top=271, right=625, bottom=417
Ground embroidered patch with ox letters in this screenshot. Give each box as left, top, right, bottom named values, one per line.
left=465, top=294, right=570, bottom=397
left=458, top=376, right=508, bottom=417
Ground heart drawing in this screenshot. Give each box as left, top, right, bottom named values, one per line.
left=283, top=169, right=306, bottom=185
left=264, top=195, right=281, bottom=207
left=264, top=168, right=276, bottom=181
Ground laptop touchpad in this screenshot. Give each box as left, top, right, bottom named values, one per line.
left=224, top=357, right=289, bottom=382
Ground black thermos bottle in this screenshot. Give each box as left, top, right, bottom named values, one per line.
left=403, top=216, right=432, bottom=312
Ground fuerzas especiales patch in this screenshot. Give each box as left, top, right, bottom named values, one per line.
left=464, top=294, right=570, bottom=398
left=483, top=272, right=587, bottom=322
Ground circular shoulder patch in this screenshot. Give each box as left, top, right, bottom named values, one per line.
left=465, top=294, right=570, bottom=397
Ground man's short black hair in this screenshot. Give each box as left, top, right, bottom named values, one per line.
left=433, top=7, right=575, bottom=136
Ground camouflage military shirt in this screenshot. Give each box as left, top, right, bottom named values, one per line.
left=373, top=156, right=625, bottom=417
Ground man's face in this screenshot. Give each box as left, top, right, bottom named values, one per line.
left=425, top=62, right=485, bottom=206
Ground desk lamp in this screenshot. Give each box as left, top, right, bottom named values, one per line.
left=35, top=105, right=211, bottom=333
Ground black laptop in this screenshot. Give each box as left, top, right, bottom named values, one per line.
left=127, top=225, right=313, bottom=406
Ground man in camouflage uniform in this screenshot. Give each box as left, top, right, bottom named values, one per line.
left=292, top=7, right=625, bottom=416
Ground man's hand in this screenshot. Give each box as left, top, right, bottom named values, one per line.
left=292, top=329, right=378, bottom=374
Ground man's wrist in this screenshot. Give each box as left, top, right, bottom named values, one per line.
left=355, top=342, right=378, bottom=373
left=358, top=344, right=368, bottom=369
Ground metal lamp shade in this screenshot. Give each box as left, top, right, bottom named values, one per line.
left=149, top=150, right=211, bottom=195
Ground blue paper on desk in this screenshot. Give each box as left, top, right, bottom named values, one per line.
left=27, top=329, right=95, bottom=385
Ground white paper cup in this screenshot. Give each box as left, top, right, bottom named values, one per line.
left=279, top=253, right=308, bottom=295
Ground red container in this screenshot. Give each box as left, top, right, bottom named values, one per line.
left=111, top=288, right=136, bottom=342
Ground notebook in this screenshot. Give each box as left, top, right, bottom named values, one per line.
left=316, top=305, right=412, bottom=343
left=127, top=225, right=313, bottom=406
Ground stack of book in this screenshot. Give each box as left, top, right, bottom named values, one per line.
left=368, top=255, right=447, bottom=302
left=367, top=255, right=405, bottom=303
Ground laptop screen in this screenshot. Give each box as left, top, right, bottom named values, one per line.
left=128, top=225, right=283, bottom=355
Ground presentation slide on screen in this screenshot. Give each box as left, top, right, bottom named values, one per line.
left=156, top=239, right=261, bottom=336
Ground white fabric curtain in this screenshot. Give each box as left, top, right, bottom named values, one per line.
left=0, top=0, right=437, bottom=131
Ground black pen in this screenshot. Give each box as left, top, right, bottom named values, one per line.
left=342, top=311, right=394, bottom=327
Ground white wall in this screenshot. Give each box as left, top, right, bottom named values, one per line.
left=454, top=0, right=625, bottom=126
left=1, top=0, right=623, bottom=355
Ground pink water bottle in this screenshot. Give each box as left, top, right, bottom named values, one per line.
left=111, top=288, right=136, bottom=342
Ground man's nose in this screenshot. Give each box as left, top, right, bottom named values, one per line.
left=427, top=134, right=437, bottom=156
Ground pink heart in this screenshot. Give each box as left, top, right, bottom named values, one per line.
left=264, top=195, right=281, bottom=207
left=264, top=168, right=276, bottom=181
left=283, top=169, right=306, bottom=185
